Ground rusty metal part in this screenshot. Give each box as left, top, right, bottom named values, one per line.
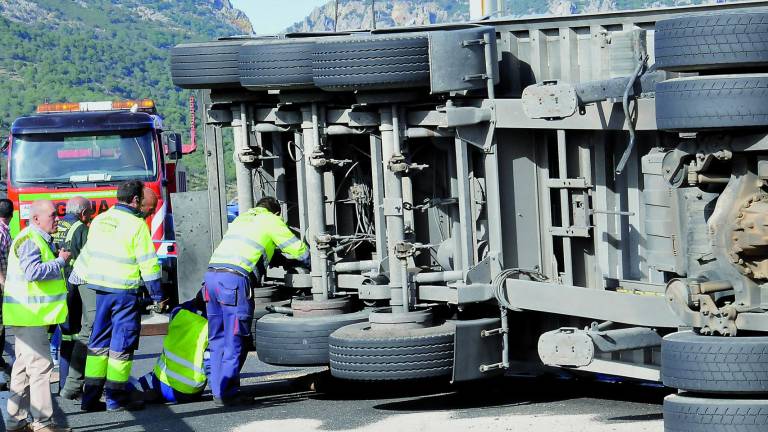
left=665, top=278, right=740, bottom=336
left=291, top=295, right=351, bottom=317
left=730, top=194, right=768, bottom=280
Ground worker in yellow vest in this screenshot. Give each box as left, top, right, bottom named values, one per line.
left=3, top=200, right=72, bottom=432
left=72, top=181, right=165, bottom=412
left=128, top=291, right=209, bottom=404
left=205, top=196, right=309, bottom=406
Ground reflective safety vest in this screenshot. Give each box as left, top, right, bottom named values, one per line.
left=153, top=309, right=208, bottom=394
left=3, top=227, right=67, bottom=326
left=74, top=206, right=160, bottom=292
left=209, top=207, right=309, bottom=274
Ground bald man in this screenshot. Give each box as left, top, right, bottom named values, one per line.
left=54, top=197, right=95, bottom=399
left=4, top=201, right=72, bottom=432
left=140, top=187, right=158, bottom=220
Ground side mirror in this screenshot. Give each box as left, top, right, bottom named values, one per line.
left=162, top=132, right=183, bottom=160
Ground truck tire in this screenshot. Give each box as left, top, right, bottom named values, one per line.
left=655, top=75, right=768, bottom=131
left=239, top=39, right=316, bottom=90
left=328, top=321, right=455, bottom=381
left=655, top=13, right=768, bottom=72
left=311, top=33, right=430, bottom=91
left=663, top=393, right=768, bottom=432
left=254, top=310, right=371, bottom=366
left=171, top=39, right=251, bottom=89
left=661, top=331, right=768, bottom=394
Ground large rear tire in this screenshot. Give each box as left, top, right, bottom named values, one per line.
left=661, top=331, right=768, bottom=395
left=655, top=13, right=768, bottom=72
left=254, top=310, right=371, bottom=366
left=664, top=393, right=768, bottom=432
left=311, top=34, right=431, bottom=91
left=655, top=75, right=768, bottom=131
left=329, top=321, right=455, bottom=381
left=239, top=39, right=316, bottom=90
left=171, top=39, right=251, bottom=89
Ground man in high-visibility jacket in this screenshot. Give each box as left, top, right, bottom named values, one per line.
left=205, top=196, right=309, bottom=406
left=128, top=291, right=208, bottom=404
left=4, top=200, right=72, bottom=432
left=73, top=180, right=165, bottom=412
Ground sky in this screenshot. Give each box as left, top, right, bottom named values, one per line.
left=231, top=0, right=331, bottom=34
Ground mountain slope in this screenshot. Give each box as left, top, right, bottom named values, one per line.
left=0, top=0, right=251, bottom=188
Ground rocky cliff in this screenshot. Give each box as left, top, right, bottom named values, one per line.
left=287, top=0, right=724, bottom=32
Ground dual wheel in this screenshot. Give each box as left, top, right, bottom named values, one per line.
left=654, top=13, right=768, bottom=131
left=253, top=302, right=457, bottom=381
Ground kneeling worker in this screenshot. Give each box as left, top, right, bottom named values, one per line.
left=205, top=196, right=309, bottom=406
left=129, top=291, right=208, bottom=404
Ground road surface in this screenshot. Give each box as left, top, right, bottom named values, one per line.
left=0, top=334, right=669, bottom=432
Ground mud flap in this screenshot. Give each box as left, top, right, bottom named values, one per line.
left=452, top=318, right=505, bottom=383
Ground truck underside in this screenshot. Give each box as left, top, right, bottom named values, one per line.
left=171, top=1, right=768, bottom=429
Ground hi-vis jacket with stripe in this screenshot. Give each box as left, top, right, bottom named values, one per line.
left=209, top=207, right=309, bottom=275
left=74, top=204, right=161, bottom=295
left=154, top=308, right=208, bottom=394
left=3, top=227, right=67, bottom=326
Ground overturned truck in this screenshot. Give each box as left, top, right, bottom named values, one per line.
left=172, top=2, right=768, bottom=430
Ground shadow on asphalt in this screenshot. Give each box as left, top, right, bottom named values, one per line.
left=607, top=413, right=664, bottom=422
left=312, top=374, right=672, bottom=413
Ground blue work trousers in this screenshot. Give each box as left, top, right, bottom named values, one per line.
left=82, top=291, right=140, bottom=409
left=129, top=372, right=203, bottom=404
left=203, top=271, right=254, bottom=399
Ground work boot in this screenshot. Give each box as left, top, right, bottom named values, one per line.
left=106, top=388, right=144, bottom=411
left=81, top=384, right=104, bottom=411
left=5, top=422, right=31, bottom=432
left=59, top=387, right=82, bottom=401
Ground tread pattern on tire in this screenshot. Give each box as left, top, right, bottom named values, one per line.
left=254, top=311, right=370, bottom=366
left=664, top=394, right=768, bottom=432
left=661, top=331, right=768, bottom=394
left=655, top=75, right=768, bottom=131
left=655, top=13, right=768, bottom=72
left=171, top=40, right=248, bottom=89
left=329, top=322, right=455, bottom=381
left=239, top=39, right=316, bottom=89
left=311, top=34, right=430, bottom=91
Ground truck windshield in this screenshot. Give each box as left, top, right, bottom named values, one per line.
left=10, top=130, right=157, bottom=185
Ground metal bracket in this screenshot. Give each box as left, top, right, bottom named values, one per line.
left=394, top=242, right=417, bottom=260
left=309, top=151, right=352, bottom=169
left=387, top=154, right=428, bottom=174
left=461, top=39, right=487, bottom=47
left=463, top=73, right=489, bottom=82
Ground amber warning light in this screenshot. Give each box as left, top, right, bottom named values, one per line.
left=36, top=99, right=156, bottom=113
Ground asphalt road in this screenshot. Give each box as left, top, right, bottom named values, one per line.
left=0, top=335, right=670, bottom=432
